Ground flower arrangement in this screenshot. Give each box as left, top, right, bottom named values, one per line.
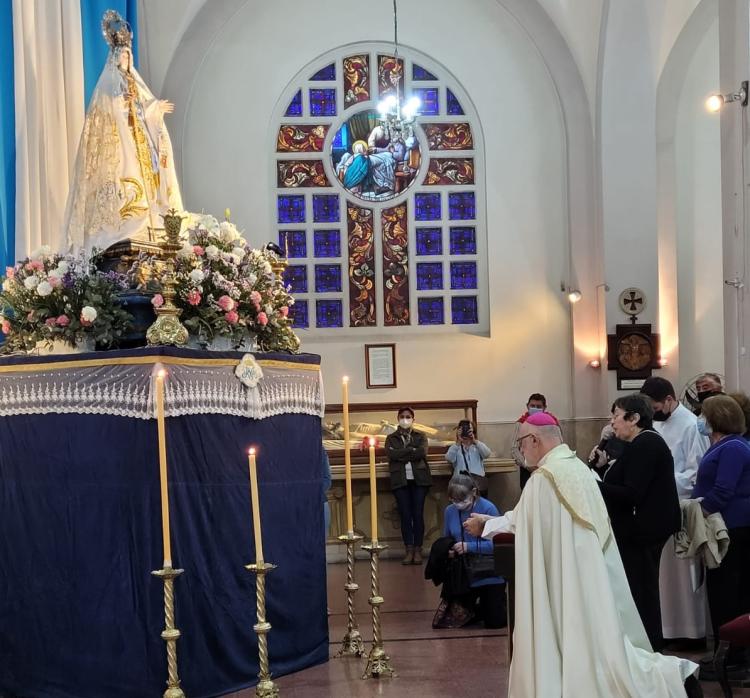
left=130, top=212, right=300, bottom=353
left=0, top=247, right=133, bottom=353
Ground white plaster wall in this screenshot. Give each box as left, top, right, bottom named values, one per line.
left=673, top=19, right=724, bottom=383
left=165, top=0, right=571, bottom=422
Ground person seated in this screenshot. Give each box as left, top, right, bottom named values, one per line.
left=428, top=474, right=506, bottom=629
left=445, top=420, right=491, bottom=495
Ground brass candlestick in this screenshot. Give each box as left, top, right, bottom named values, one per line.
left=151, top=565, right=186, bottom=698
left=361, top=542, right=396, bottom=679
left=334, top=532, right=365, bottom=658
left=146, top=209, right=189, bottom=346
left=246, top=562, right=280, bottom=697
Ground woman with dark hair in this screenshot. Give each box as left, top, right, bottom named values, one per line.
left=598, top=393, right=681, bottom=651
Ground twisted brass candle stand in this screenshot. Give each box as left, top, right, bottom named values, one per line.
left=246, top=562, right=280, bottom=697
left=146, top=209, right=189, bottom=346
left=151, top=565, right=186, bottom=697
left=334, top=532, right=366, bottom=658
left=361, top=541, right=396, bottom=679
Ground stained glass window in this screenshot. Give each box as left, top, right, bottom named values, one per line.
left=309, top=89, right=336, bottom=116
left=449, top=226, right=476, bottom=254
left=285, top=90, right=303, bottom=116
left=446, top=88, right=464, bottom=115
left=316, top=299, right=343, bottom=327
left=415, top=193, right=442, bottom=221
left=311, top=63, right=335, bottom=80
left=416, top=262, right=443, bottom=290
left=416, top=228, right=443, bottom=255
left=277, top=195, right=305, bottom=224
left=314, top=230, right=341, bottom=257
left=414, top=88, right=439, bottom=116
left=283, top=265, right=308, bottom=294
left=315, top=264, right=342, bottom=293
left=289, top=300, right=309, bottom=328
left=313, top=195, right=340, bottom=223
left=279, top=230, right=306, bottom=258
left=448, top=192, right=476, bottom=220
left=412, top=64, right=437, bottom=80
left=451, top=296, right=478, bottom=324
left=450, top=261, right=477, bottom=289
left=418, top=297, right=444, bottom=325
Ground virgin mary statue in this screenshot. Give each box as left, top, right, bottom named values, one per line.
left=64, top=10, right=183, bottom=254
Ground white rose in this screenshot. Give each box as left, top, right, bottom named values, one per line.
left=264, top=304, right=273, bottom=314
left=177, top=243, right=194, bottom=258
left=189, top=269, right=205, bottom=284
left=205, top=245, right=220, bottom=260
left=24, top=275, right=39, bottom=290
left=56, top=260, right=69, bottom=274
left=230, top=253, right=243, bottom=265
left=200, top=215, right=220, bottom=234
left=36, top=281, right=53, bottom=297
left=247, top=273, right=258, bottom=285
left=30, top=245, right=52, bottom=260
left=219, top=221, right=238, bottom=242
left=232, top=247, right=245, bottom=259
left=81, top=306, right=97, bottom=323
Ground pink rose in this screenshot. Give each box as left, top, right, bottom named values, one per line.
left=1, top=320, right=10, bottom=334
left=151, top=294, right=164, bottom=308
left=48, top=275, right=62, bottom=288
left=225, top=310, right=239, bottom=325
left=45, top=317, right=56, bottom=327
left=193, top=245, right=205, bottom=256
left=257, top=311, right=268, bottom=326
left=250, top=290, right=262, bottom=303
left=217, top=295, right=235, bottom=311
left=187, top=289, right=202, bottom=306
left=55, top=315, right=70, bottom=327
left=279, top=305, right=289, bottom=317
left=26, top=311, right=34, bottom=322
left=25, top=260, right=43, bottom=272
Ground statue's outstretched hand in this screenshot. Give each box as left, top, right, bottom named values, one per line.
left=160, top=100, right=175, bottom=115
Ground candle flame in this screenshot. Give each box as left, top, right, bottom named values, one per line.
left=248, top=447, right=256, bottom=455
left=157, top=369, right=167, bottom=378
left=369, top=437, right=376, bottom=447
left=342, top=375, right=349, bottom=383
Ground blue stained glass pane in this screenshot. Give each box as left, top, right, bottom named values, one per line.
left=313, top=195, right=340, bottom=222
left=416, top=262, right=443, bottom=290
left=311, top=63, right=336, bottom=80
left=283, top=265, right=308, bottom=294
left=418, top=297, right=444, bottom=325
left=449, top=192, right=476, bottom=220
left=449, top=226, right=476, bottom=254
left=415, top=193, right=441, bottom=221
left=314, top=229, right=341, bottom=257
left=315, top=264, right=342, bottom=292
left=284, top=90, right=303, bottom=116
left=316, top=299, right=343, bottom=328
left=289, top=300, right=309, bottom=328
left=414, top=88, right=439, bottom=116
left=309, top=88, right=336, bottom=116
left=412, top=64, right=437, bottom=80
left=279, top=230, right=306, bottom=258
left=447, top=88, right=464, bottom=115
left=277, top=195, right=305, bottom=224
left=450, top=261, right=477, bottom=289
left=416, top=227, right=442, bottom=255
left=451, top=296, right=479, bottom=324
left=332, top=124, right=346, bottom=149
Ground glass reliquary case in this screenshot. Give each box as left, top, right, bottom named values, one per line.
left=323, top=399, right=478, bottom=466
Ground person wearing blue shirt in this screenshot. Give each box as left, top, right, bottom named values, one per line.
left=432, top=473, right=506, bottom=629
left=445, top=420, right=491, bottom=495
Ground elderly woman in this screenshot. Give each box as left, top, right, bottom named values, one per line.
left=692, top=395, right=750, bottom=666
left=598, top=393, right=681, bottom=651
left=430, top=474, right=505, bottom=629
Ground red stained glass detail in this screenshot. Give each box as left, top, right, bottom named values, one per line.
left=344, top=54, right=370, bottom=108
left=422, top=123, right=474, bottom=151
left=424, top=158, right=475, bottom=185
left=276, top=124, right=329, bottom=152
left=277, top=160, right=330, bottom=187
left=382, top=204, right=410, bottom=326
left=347, top=205, right=376, bottom=327
left=378, top=55, right=404, bottom=100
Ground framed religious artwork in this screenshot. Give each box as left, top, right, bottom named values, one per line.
left=364, top=343, right=397, bottom=389
left=607, top=323, right=661, bottom=390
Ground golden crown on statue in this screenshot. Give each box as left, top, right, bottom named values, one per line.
left=101, top=10, right=132, bottom=49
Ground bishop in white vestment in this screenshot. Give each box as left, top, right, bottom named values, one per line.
left=468, top=412, right=698, bottom=698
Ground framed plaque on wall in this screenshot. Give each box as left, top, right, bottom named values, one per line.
left=365, top=343, right=396, bottom=389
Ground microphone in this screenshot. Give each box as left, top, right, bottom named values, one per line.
left=588, top=436, right=610, bottom=467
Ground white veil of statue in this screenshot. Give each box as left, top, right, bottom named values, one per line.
left=64, top=10, right=183, bottom=254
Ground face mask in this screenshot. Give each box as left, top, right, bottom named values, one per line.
left=528, top=407, right=544, bottom=415
left=697, top=417, right=712, bottom=437
left=453, top=497, right=473, bottom=511
left=398, top=418, right=413, bottom=429
left=697, top=390, right=718, bottom=403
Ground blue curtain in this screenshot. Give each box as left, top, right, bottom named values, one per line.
left=0, top=0, right=15, bottom=274
left=80, top=0, right=138, bottom=108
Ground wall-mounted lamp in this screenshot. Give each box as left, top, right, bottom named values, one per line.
left=706, top=81, right=748, bottom=112
left=567, top=289, right=582, bottom=304
left=588, top=359, right=601, bottom=369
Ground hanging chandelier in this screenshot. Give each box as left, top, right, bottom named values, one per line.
left=376, top=0, right=420, bottom=139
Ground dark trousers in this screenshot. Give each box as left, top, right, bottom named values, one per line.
left=619, top=537, right=668, bottom=651
left=393, top=482, right=429, bottom=547
left=707, top=526, right=750, bottom=645
left=463, top=583, right=507, bottom=629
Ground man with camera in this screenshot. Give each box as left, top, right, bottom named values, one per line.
left=445, top=420, right=491, bottom=496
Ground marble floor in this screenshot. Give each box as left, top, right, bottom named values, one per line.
left=225, top=559, right=749, bottom=698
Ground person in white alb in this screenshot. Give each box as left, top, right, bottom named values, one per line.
left=640, top=377, right=709, bottom=644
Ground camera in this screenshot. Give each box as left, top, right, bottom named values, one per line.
left=458, top=421, right=473, bottom=438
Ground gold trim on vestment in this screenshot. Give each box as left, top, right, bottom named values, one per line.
left=0, top=355, right=320, bottom=374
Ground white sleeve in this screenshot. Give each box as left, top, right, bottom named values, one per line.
left=481, top=510, right=515, bottom=539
